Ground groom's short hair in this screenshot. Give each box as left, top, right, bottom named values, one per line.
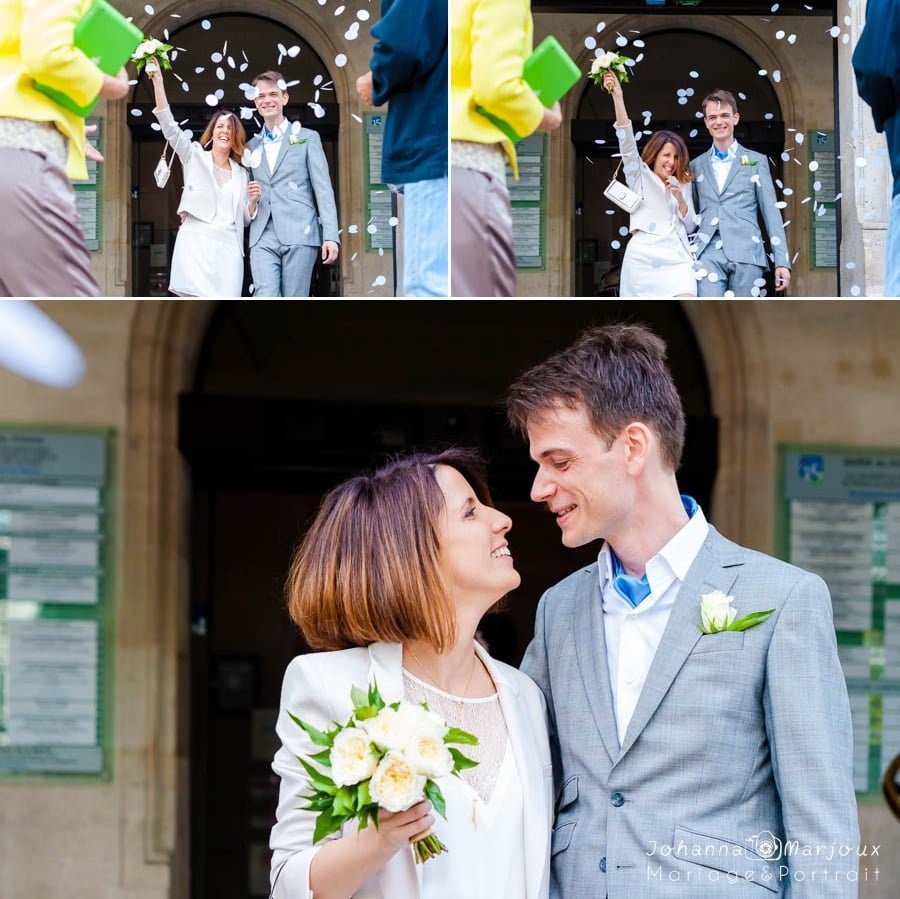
left=702, top=89, right=739, bottom=116
left=252, top=70, right=287, bottom=90
left=506, top=324, right=686, bottom=471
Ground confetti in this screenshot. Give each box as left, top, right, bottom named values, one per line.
left=335, top=5, right=345, bottom=14
left=597, top=22, right=606, bottom=33
left=367, top=224, right=377, bottom=234
left=195, top=67, right=205, bottom=74
left=205, top=94, right=218, bottom=107
left=335, top=53, right=348, bottom=67
left=611, top=240, right=621, bottom=250
left=689, top=70, right=698, bottom=79
left=144, top=4, right=154, bottom=14
left=348, top=224, right=359, bottom=234
left=585, top=37, right=597, bottom=50
left=216, top=67, right=225, bottom=80
left=850, top=285, right=861, bottom=296
left=357, top=10, right=370, bottom=21
left=212, top=52, right=223, bottom=63
left=201, top=19, right=211, bottom=30
left=130, top=108, right=142, bottom=116
left=616, top=35, right=628, bottom=48
left=351, top=113, right=362, bottom=123
left=856, top=157, right=867, bottom=167
left=389, top=217, right=399, bottom=227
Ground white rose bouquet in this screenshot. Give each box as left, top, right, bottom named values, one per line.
left=588, top=51, right=632, bottom=92
left=291, top=682, right=478, bottom=862
left=132, top=38, right=174, bottom=75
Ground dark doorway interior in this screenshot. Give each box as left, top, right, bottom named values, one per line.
left=182, top=301, right=718, bottom=897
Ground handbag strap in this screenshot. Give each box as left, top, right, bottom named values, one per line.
left=160, top=140, right=174, bottom=165
left=610, top=158, right=624, bottom=181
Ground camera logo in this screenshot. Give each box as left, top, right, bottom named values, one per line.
left=747, top=831, right=783, bottom=861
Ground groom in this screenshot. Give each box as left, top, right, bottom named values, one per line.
left=247, top=71, right=340, bottom=296
left=507, top=324, right=859, bottom=898
left=691, top=90, right=791, bottom=296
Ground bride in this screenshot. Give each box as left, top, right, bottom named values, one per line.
left=269, top=448, right=552, bottom=898
left=604, top=71, right=698, bottom=297
left=146, top=61, right=258, bottom=297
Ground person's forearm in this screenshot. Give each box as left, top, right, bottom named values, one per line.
left=612, top=92, right=628, bottom=126
left=309, top=825, right=398, bottom=899
left=152, top=72, right=168, bottom=110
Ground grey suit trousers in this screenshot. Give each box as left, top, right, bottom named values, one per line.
left=250, top=220, right=318, bottom=297
left=696, top=239, right=766, bottom=297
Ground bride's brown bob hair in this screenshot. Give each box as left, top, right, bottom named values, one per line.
left=641, top=130, right=693, bottom=184
left=199, top=110, right=247, bottom=163
left=285, top=448, right=493, bottom=653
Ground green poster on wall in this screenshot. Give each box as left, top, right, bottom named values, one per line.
left=0, top=428, right=115, bottom=780
left=777, top=445, right=900, bottom=797
left=505, top=133, right=546, bottom=270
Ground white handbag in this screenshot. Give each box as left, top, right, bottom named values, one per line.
left=154, top=141, right=174, bottom=188
left=603, top=158, right=642, bottom=214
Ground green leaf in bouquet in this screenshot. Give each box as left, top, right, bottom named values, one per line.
left=445, top=726, right=479, bottom=746
left=354, top=705, right=378, bottom=721
left=449, top=746, right=479, bottom=774
left=313, top=807, right=346, bottom=844
left=388, top=701, right=401, bottom=711
left=333, top=786, right=354, bottom=817
left=350, top=685, right=369, bottom=709
left=356, top=779, right=372, bottom=810
left=368, top=682, right=385, bottom=711
left=424, top=780, right=447, bottom=819
left=301, top=793, right=335, bottom=812
left=309, top=747, right=332, bottom=767
left=299, top=758, right=338, bottom=796
left=288, top=711, right=333, bottom=747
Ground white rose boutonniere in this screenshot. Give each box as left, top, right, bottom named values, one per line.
left=740, top=154, right=758, bottom=167
left=699, top=590, right=774, bottom=635
left=289, top=135, right=309, bottom=146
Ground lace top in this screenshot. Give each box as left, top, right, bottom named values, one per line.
left=402, top=670, right=509, bottom=803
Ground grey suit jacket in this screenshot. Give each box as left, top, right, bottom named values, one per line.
left=522, top=527, right=859, bottom=899
left=690, top=146, right=790, bottom=269
left=248, top=124, right=339, bottom=248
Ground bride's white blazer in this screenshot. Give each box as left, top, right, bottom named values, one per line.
left=152, top=104, right=251, bottom=258
left=616, top=119, right=698, bottom=256
left=269, top=641, right=553, bottom=899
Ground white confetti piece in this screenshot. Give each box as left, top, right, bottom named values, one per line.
left=286, top=79, right=300, bottom=87
left=843, top=33, right=850, bottom=45
left=597, top=22, right=606, bottom=33
left=357, top=10, right=370, bottom=21
left=351, top=252, right=358, bottom=262
left=829, top=26, right=841, bottom=38
left=205, top=94, right=218, bottom=106
left=215, top=88, right=224, bottom=100
left=335, top=5, right=345, bottom=14
left=201, top=19, right=211, bottom=30
left=150, top=122, right=161, bottom=131
left=278, top=43, right=287, bottom=56
left=240, top=107, right=254, bottom=120
left=335, top=53, right=348, bottom=67
left=738, top=92, right=747, bottom=101
left=585, top=37, right=597, bottom=50
left=758, top=69, right=767, bottom=77
left=240, top=62, right=248, bottom=72
left=130, top=108, right=142, bottom=116
left=611, top=240, right=621, bottom=250
left=351, top=113, right=362, bottom=123
left=788, top=34, right=797, bottom=44
left=373, top=276, right=386, bottom=287
left=846, top=261, right=856, bottom=270
left=389, top=217, right=399, bottom=227
left=689, top=70, right=699, bottom=79
left=633, top=40, right=645, bottom=48
left=216, top=67, right=225, bottom=80
left=277, top=79, right=287, bottom=90
left=228, top=56, right=236, bottom=69
left=856, top=157, right=867, bottom=167
left=367, top=224, right=377, bottom=234
left=195, top=66, right=205, bottom=74
left=144, top=4, right=154, bottom=14
left=753, top=278, right=767, bottom=288
left=619, top=226, right=629, bottom=237
left=212, top=52, right=223, bottom=63
left=181, top=81, right=189, bottom=92
left=776, top=30, right=785, bottom=40
left=616, top=35, right=628, bottom=47
left=348, top=224, right=359, bottom=234
left=772, top=70, right=781, bottom=83
left=813, top=180, right=822, bottom=191
left=850, top=285, right=861, bottom=296
left=794, top=133, right=804, bottom=145
left=314, top=74, right=324, bottom=86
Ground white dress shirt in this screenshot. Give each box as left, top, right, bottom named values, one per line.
left=710, top=141, right=738, bottom=193
left=263, top=119, right=289, bottom=172
left=598, top=505, right=710, bottom=746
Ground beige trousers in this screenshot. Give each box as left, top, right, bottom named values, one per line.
left=0, top=147, right=99, bottom=297
left=450, top=165, right=516, bottom=297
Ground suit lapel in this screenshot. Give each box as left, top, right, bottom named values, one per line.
left=573, top=565, right=622, bottom=765
left=270, top=123, right=295, bottom=178
left=618, top=528, right=745, bottom=758
left=478, top=645, right=547, bottom=899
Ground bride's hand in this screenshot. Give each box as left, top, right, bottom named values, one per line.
left=666, top=181, right=688, bottom=216
left=372, top=801, right=435, bottom=853
left=602, top=71, right=622, bottom=97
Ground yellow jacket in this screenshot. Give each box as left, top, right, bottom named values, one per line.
left=451, top=0, right=544, bottom=177
left=0, top=0, right=104, bottom=180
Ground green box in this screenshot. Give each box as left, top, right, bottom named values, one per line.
left=33, top=0, right=143, bottom=117
left=477, top=36, right=581, bottom=143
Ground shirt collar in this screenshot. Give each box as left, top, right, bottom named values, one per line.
left=263, top=119, right=289, bottom=141
left=710, top=141, right=737, bottom=161
left=597, top=498, right=710, bottom=597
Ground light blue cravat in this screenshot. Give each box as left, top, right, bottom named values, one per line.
left=263, top=124, right=282, bottom=143
left=609, top=495, right=699, bottom=608
left=714, top=148, right=730, bottom=161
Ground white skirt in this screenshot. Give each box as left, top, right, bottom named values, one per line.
left=169, top=217, right=244, bottom=297
left=619, top=228, right=697, bottom=297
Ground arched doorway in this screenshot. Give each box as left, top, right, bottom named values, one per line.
left=572, top=29, right=785, bottom=296
left=127, top=13, right=341, bottom=297
left=177, top=301, right=718, bottom=896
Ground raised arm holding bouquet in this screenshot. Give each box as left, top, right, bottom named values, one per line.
left=144, top=58, right=254, bottom=297
left=270, top=449, right=553, bottom=899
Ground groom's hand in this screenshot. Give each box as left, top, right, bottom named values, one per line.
left=775, top=267, right=791, bottom=292
left=321, top=240, right=339, bottom=264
